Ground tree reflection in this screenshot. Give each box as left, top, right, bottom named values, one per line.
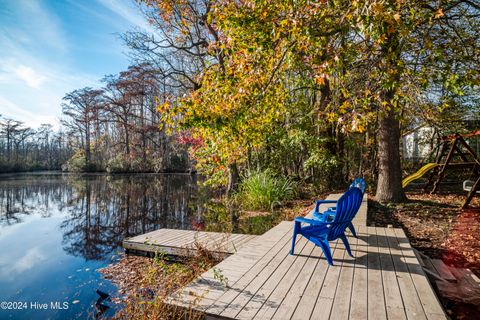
left=0, top=174, right=197, bottom=260
left=0, top=174, right=71, bottom=225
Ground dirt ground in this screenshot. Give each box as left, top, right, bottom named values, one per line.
left=368, top=190, right=480, bottom=320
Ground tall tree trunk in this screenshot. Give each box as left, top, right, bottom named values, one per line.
left=227, top=162, right=240, bottom=195
left=375, top=107, right=406, bottom=203
left=6, top=129, right=11, bottom=162
left=375, top=32, right=406, bottom=203
left=85, top=124, right=91, bottom=164
left=124, top=122, right=130, bottom=156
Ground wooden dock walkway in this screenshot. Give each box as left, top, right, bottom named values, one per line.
left=168, top=194, right=446, bottom=319
left=123, top=229, right=258, bottom=258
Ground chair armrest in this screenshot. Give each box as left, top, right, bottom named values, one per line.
left=314, top=199, right=338, bottom=211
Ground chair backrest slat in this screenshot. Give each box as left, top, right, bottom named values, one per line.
left=327, top=187, right=363, bottom=241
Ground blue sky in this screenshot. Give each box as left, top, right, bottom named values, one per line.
left=0, top=0, right=151, bottom=128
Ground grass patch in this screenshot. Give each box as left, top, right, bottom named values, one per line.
left=235, top=169, right=297, bottom=211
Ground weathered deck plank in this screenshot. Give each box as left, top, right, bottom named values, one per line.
left=384, top=227, right=428, bottom=320
left=348, top=226, right=368, bottom=320
left=393, top=228, right=447, bottom=320
left=123, top=228, right=258, bottom=258
left=376, top=227, right=407, bottom=320
left=366, top=226, right=387, bottom=320
left=329, top=233, right=357, bottom=320
left=290, top=240, right=338, bottom=319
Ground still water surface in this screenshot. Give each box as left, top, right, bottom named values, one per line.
left=0, top=172, right=198, bottom=319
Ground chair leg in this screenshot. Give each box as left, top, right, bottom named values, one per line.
left=348, top=222, right=358, bottom=238
left=340, top=234, right=354, bottom=258
left=317, top=239, right=334, bottom=266
left=290, top=221, right=301, bottom=255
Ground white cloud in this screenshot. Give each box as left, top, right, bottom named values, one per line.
left=0, top=247, right=47, bottom=279
left=0, top=55, right=99, bottom=129
left=14, top=65, right=47, bottom=89
left=0, top=0, right=130, bottom=129
left=14, top=247, right=47, bottom=274
left=97, top=0, right=152, bottom=31
left=0, top=96, right=60, bottom=129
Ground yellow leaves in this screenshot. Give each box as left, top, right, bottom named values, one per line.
left=425, top=37, right=432, bottom=49
left=340, top=100, right=350, bottom=113
left=157, top=101, right=170, bottom=113
left=434, top=8, right=444, bottom=19
left=387, top=68, right=398, bottom=75
left=327, top=112, right=337, bottom=122
left=353, top=122, right=366, bottom=133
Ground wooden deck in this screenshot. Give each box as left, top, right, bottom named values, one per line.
left=123, top=229, right=258, bottom=258
left=168, top=195, right=446, bottom=319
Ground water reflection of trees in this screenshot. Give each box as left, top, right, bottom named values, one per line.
left=0, top=175, right=73, bottom=225
left=60, top=174, right=197, bottom=260
left=0, top=174, right=197, bottom=260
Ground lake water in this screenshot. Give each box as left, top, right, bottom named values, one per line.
left=0, top=172, right=198, bottom=319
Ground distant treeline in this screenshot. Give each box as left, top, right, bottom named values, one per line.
left=0, top=117, right=72, bottom=173
left=60, top=63, right=191, bottom=173
left=0, top=63, right=192, bottom=174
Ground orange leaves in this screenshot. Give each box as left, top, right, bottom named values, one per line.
left=314, top=74, right=327, bottom=85
left=393, top=13, right=401, bottom=23
left=372, top=2, right=384, bottom=15
left=434, top=8, right=444, bottom=19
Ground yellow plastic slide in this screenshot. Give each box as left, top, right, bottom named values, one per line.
left=402, top=163, right=441, bottom=188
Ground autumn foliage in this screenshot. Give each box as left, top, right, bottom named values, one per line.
left=142, top=0, right=479, bottom=198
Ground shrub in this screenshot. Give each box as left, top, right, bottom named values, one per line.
left=237, top=169, right=297, bottom=211
left=106, top=154, right=130, bottom=173
left=62, top=150, right=102, bottom=172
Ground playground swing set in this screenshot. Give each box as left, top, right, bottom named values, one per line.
left=402, top=130, right=480, bottom=209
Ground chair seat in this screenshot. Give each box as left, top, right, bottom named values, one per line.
left=301, top=224, right=329, bottom=237
left=313, top=208, right=336, bottom=222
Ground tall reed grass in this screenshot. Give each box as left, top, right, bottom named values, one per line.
left=236, top=169, right=297, bottom=211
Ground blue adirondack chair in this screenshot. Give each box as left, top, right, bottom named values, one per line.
left=291, top=187, right=363, bottom=265
left=312, top=178, right=367, bottom=238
